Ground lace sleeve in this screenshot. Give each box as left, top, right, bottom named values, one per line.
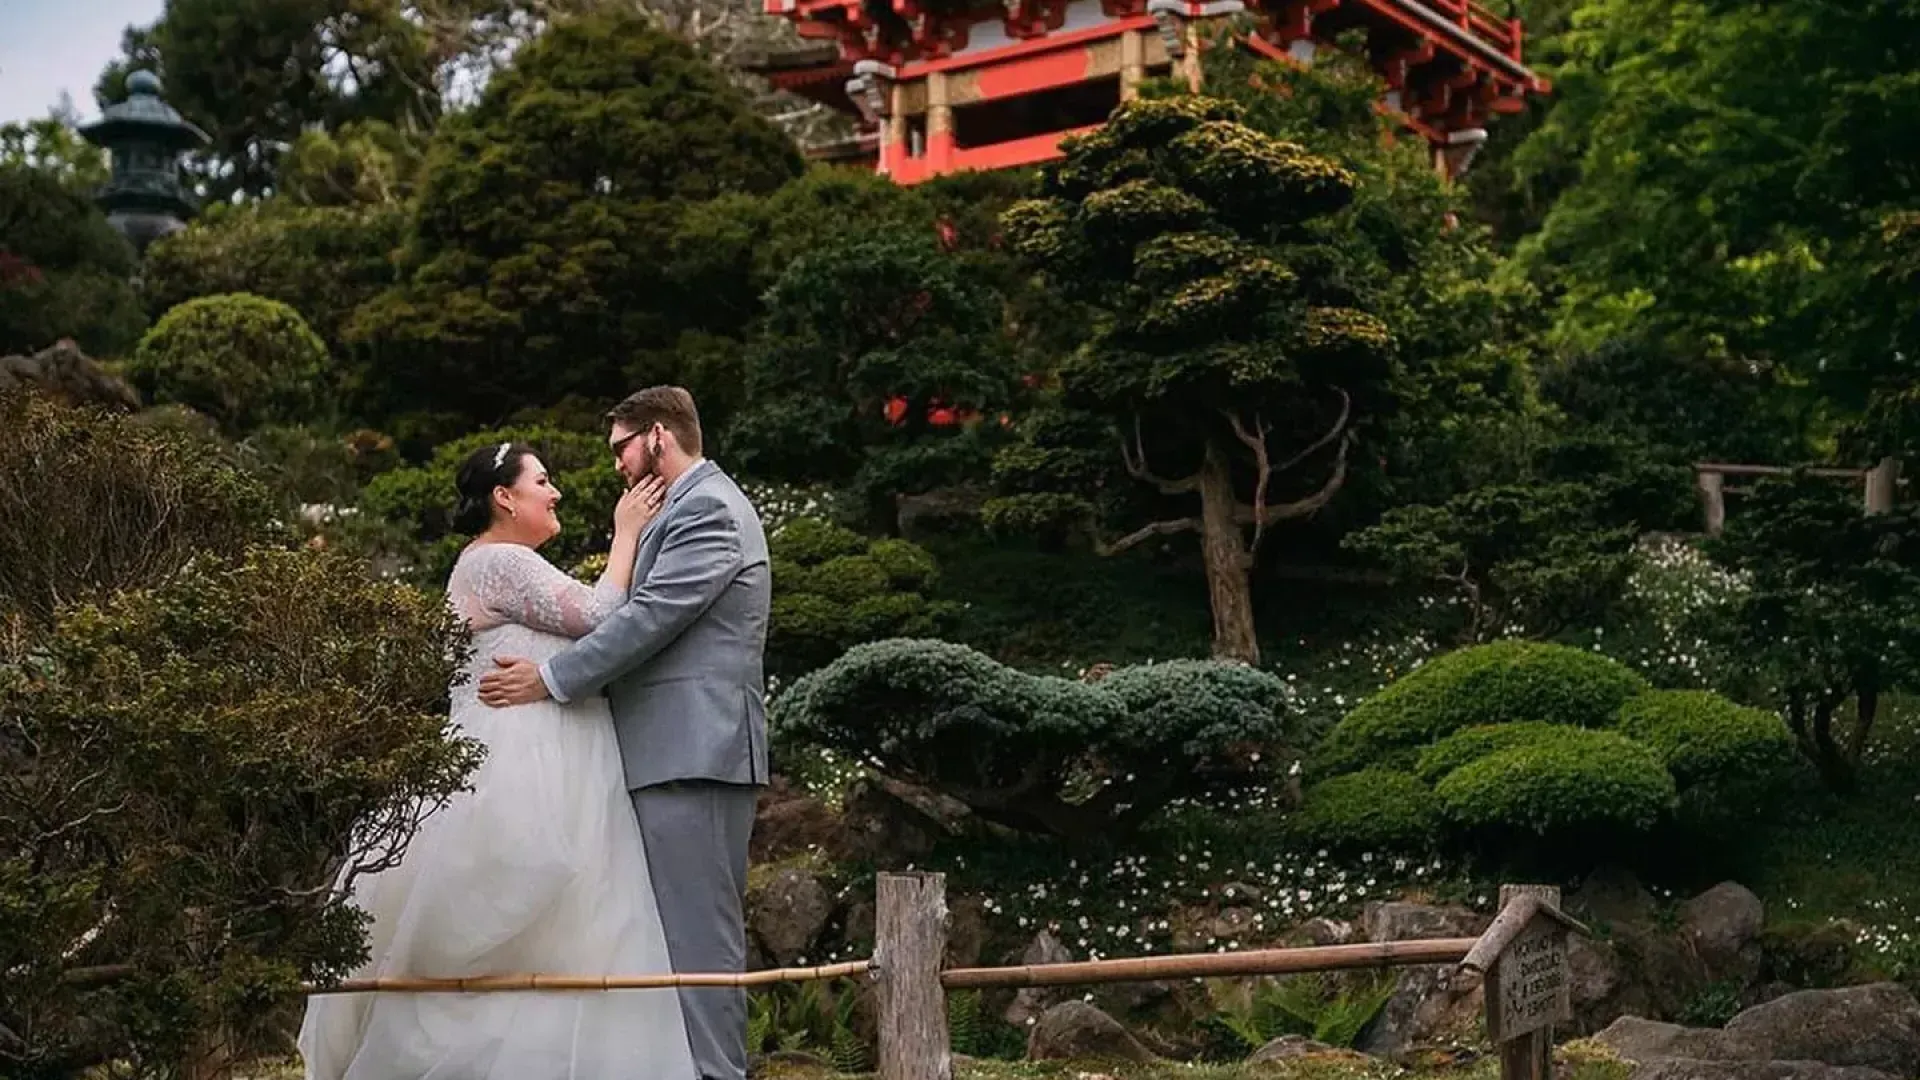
left=458, top=544, right=626, bottom=638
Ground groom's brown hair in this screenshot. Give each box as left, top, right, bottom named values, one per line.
left=607, top=386, right=703, bottom=456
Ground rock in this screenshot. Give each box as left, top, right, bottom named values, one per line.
left=1361, top=901, right=1490, bottom=943
left=0, top=340, right=140, bottom=411
left=1025, top=1001, right=1156, bottom=1063
left=752, top=779, right=845, bottom=863
left=1284, top=917, right=1355, bottom=947
left=1217, top=881, right=1265, bottom=903
left=1723, top=983, right=1920, bottom=1078
left=839, top=775, right=982, bottom=863
left=945, top=894, right=990, bottom=968
left=1594, top=1017, right=1759, bottom=1063
left=1626, top=1061, right=1895, bottom=1080
left=1681, top=883, right=1765, bottom=981
left=1354, top=902, right=1491, bottom=1059
left=747, top=868, right=834, bottom=967
left=1565, top=933, right=1625, bottom=1032
left=1246, top=1034, right=1339, bottom=1063
left=1570, top=865, right=1660, bottom=926
left=1003, top=931, right=1075, bottom=1028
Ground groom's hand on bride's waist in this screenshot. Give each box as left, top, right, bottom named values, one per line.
left=478, top=656, right=551, bottom=708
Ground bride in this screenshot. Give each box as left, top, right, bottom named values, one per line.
left=299, top=441, right=696, bottom=1080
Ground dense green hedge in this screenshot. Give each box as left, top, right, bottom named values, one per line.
left=1434, top=727, right=1676, bottom=839
left=769, top=519, right=952, bottom=678
left=1315, top=641, right=1649, bottom=775
left=1295, top=769, right=1440, bottom=852
left=1613, top=690, right=1796, bottom=789
left=1413, top=722, right=1569, bottom=785
left=129, top=292, right=330, bottom=434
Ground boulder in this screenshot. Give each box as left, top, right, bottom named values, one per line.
left=1361, top=901, right=1489, bottom=945
left=752, top=779, right=845, bottom=863
left=1723, top=983, right=1920, bottom=1078
left=839, top=776, right=984, bottom=863
left=1283, top=917, right=1355, bottom=948
left=1569, top=865, right=1660, bottom=926
left=747, top=867, right=834, bottom=967
left=1594, top=984, right=1920, bottom=1080
left=1025, top=1001, right=1155, bottom=1063
left=1246, top=1034, right=1341, bottom=1063
left=0, top=340, right=140, bottom=411
left=945, top=893, right=990, bottom=969
left=1628, top=1062, right=1895, bottom=1080
left=1594, top=1017, right=1759, bottom=1063
left=1681, top=883, right=1765, bottom=982
left=1354, top=903, right=1490, bottom=1059
left=1003, top=931, right=1075, bottom=1028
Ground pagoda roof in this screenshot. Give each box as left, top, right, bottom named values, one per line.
left=79, top=71, right=210, bottom=151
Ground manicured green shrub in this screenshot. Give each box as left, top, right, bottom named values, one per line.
left=129, top=292, right=330, bottom=433
left=773, top=639, right=1300, bottom=837
left=1316, top=641, right=1650, bottom=775
left=1295, top=769, right=1440, bottom=852
left=1413, top=722, right=1570, bottom=784
left=1434, top=727, right=1676, bottom=839
left=1614, top=690, right=1797, bottom=790
left=769, top=520, right=954, bottom=678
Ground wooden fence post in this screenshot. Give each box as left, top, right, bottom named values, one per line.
left=1484, top=884, right=1568, bottom=1080
left=1866, top=457, right=1901, bottom=515
left=876, top=872, right=951, bottom=1080
left=1696, top=468, right=1726, bottom=534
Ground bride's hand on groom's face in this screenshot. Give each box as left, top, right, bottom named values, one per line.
left=614, top=475, right=666, bottom=538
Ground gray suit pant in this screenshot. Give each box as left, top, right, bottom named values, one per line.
left=632, top=780, right=759, bottom=1080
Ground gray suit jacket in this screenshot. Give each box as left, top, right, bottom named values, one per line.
left=542, top=460, right=771, bottom=790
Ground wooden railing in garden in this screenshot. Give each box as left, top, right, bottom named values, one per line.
left=1694, top=457, right=1903, bottom=534
left=304, top=873, right=1591, bottom=1080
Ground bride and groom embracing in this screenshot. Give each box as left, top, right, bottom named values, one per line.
left=300, top=386, right=771, bottom=1080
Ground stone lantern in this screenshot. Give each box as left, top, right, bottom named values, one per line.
left=78, top=70, right=210, bottom=253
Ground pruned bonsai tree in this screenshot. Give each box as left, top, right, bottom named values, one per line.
left=770, top=637, right=1299, bottom=839
left=985, top=96, right=1394, bottom=664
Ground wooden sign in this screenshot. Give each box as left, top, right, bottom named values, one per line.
left=1489, top=915, right=1569, bottom=1042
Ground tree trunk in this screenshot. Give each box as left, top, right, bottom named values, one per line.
left=1807, top=699, right=1859, bottom=794
left=1197, top=438, right=1259, bottom=665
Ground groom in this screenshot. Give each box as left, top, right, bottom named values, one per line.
left=479, top=385, right=771, bottom=1080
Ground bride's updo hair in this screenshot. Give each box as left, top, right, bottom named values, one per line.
left=453, top=442, right=537, bottom=535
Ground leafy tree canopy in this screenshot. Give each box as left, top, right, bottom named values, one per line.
left=347, top=10, right=804, bottom=429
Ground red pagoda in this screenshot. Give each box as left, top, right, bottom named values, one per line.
left=746, top=0, right=1547, bottom=182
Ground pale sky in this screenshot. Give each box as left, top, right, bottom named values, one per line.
left=0, top=0, right=167, bottom=126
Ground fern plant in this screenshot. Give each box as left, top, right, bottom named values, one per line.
left=1211, top=972, right=1399, bottom=1051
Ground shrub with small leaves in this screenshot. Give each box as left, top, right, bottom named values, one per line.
left=0, top=547, right=479, bottom=1077
left=128, top=292, right=330, bottom=434
left=1316, top=641, right=1650, bottom=775
left=1613, top=689, right=1798, bottom=821
left=1434, top=727, right=1676, bottom=842
left=1413, top=722, right=1572, bottom=785
left=773, top=639, right=1300, bottom=838
left=0, top=392, right=277, bottom=625
left=769, top=519, right=954, bottom=678
left=1295, top=769, right=1439, bottom=853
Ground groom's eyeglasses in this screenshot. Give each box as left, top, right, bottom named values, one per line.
left=610, top=431, right=643, bottom=459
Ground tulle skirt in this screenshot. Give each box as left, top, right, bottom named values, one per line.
left=298, top=691, right=694, bottom=1080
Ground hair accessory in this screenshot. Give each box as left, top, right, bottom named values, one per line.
left=492, top=442, right=511, bottom=470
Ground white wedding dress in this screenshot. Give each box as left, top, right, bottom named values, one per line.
left=299, top=543, right=696, bottom=1080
